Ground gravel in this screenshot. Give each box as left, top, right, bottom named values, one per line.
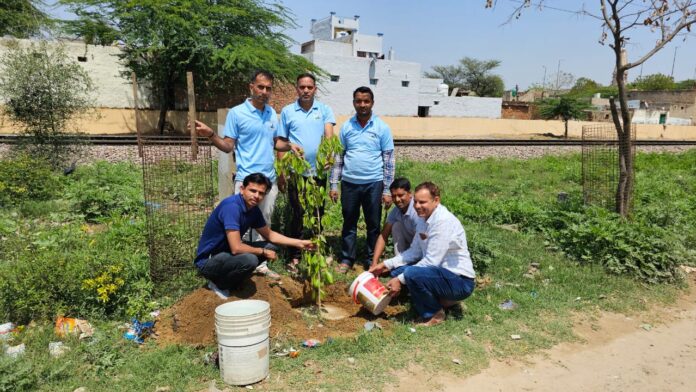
left=0, top=143, right=694, bottom=164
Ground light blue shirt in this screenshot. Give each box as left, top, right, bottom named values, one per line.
left=339, top=115, right=394, bottom=184
left=223, top=100, right=279, bottom=182
left=279, top=100, right=335, bottom=175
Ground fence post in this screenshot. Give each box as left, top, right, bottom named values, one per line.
left=131, top=72, right=143, bottom=158
left=187, top=71, right=198, bottom=160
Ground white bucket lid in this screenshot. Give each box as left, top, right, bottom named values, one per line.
left=215, top=300, right=270, bottom=318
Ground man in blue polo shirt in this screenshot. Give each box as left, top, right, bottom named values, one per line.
left=193, top=70, right=303, bottom=245
left=277, top=73, right=336, bottom=271
left=195, top=173, right=314, bottom=299
left=329, top=86, right=395, bottom=273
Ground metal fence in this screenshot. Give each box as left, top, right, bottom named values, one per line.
left=581, top=124, right=636, bottom=211
left=140, top=139, right=215, bottom=282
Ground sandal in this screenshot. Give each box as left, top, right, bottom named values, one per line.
left=337, top=263, right=351, bottom=274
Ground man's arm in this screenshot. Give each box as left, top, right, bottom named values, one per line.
left=193, top=120, right=235, bottom=153
left=371, top=222, right=393, bottom=267
left=255, top=226, right=313, bottom=250
left=226, top=230, right=267, bottom=257
left=324, top=122, right=334, bottom=138
left=274, top=137, right=303, bottom=156
left=381, top=149, right=395, bottom=206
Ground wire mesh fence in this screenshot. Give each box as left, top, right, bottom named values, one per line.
left=140, top=139, right=215, bottom=282
left=581, top=124, right=636, bottom=211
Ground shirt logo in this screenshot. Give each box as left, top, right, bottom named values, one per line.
left=265, top=121, right=275, bottom=130
left=419, top=232, right=428, bottom=240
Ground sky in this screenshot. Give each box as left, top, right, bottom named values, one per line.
left=46, top=0, right=696, bottom=90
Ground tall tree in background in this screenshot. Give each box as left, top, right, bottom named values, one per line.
left=60, top=0, right=321, bottom=132
left=488, top=0, right=696, bottom=217
left=425, top=57, right=505, bottom=97
left=0, top=0, right=51, bottom=38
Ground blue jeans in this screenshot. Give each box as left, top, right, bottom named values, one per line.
left=340, top=180, right=383, bottom=268
left=391, top=265, right=475, bottom=319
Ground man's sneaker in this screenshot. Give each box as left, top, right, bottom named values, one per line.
left=255, top=262, right=281, bottom=281
left=207, top=281, right=230, bottom=299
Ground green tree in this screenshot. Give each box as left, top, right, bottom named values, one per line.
left=60, top=0, right=321, bottom=132
left=538, top=97, right=591, bottom=139
left=425, top=57, right=505, bottom=97
left=0, top=41, right=94, bottom=168
left=0, top=0, right=51, bottom=38
left=60, top=10, right=118, bottom=46
left=628, top=73, right=675, bottom=91
left=675, top=79, right=696, bottom=90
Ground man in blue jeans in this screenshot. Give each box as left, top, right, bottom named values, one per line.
left=194, top=173, right=314, bottom=299
left=329, top=86, right=395, bottom=273
left=370, top=182, right=476, bottom=326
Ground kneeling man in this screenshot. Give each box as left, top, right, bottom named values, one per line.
left=194, top=173, right=314, bottom=298
left=370, top=181, right=475, bottom=326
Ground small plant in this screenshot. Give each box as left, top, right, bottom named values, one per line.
left=275, top=136, right=343, bottom=308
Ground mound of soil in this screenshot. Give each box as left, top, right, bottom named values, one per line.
left=155, top=275, right=406, bottom=346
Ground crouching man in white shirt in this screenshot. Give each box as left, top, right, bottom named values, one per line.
left=370, top=181, right=475, bottom=326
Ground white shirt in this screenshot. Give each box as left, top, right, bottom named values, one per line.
left=384, top=204, right=475, bottom=283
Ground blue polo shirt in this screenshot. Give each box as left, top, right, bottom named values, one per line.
left=194, top=193, right=266, bottom=268
left=279, top=100, right=335, bottom=175
left=339, top=115, right=394, bottom=184
left=223, top=100, right=279, bottom=182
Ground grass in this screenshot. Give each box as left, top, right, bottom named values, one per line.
left=1, top=149, right=694, bottom=391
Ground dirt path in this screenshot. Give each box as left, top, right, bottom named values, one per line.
left=389, top=277, right=696, bottom=392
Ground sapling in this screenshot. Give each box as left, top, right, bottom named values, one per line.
left=275, top=136, right=343, bottom=309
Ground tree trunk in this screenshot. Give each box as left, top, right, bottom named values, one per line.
left=611, top=66, right=634, bottom=218
left=157, top=76, right=175, bottom=134
left=564, top=120, right=569, bottom=139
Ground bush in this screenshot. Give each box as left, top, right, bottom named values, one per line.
left=0, top=153, right=63, bottom=207
left=541, top=206, right=685, bottom=283
left=0, top=217, right=153, bottom=324
left=64, top=161, right=144, bottom=222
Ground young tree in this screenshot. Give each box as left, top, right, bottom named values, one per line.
left=60, top=0, right=322, bottom=132
left=628, top=73, right=676, bottom=91
left=538, top=97, right=591, bottom=138
left=488, top=0, right=696, bottom=217
left=0, top=0, right=51, bottom=38
left=0, top=41, right=94, bottom=168
left=425, top=57, right=505, bottom=96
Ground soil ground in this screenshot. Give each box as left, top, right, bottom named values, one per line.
left=386, top=274, right=696, bottom=392
left=155, top=275, right=406, bottom=346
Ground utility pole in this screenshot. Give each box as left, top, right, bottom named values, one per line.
left=671, top=46, right=679, bottom=78
left=555, top=59, right=563, bottom=95
left=542, top=65, right=547, bottom=97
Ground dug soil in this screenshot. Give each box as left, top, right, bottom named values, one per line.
left=156, top=275, right=406, bottom=346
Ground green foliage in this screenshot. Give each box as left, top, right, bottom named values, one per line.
left=275, top=136, right=343, bottom=305
left=564, top=77, right=618, bottom=99
left=0, top=0, right=51, bottom=38
left=425, top=57, right=505, bottom=97
left=0, top=153, right=63, bottom=207
left=538, top=97, right=592, bottom=138
left=60, top=9, right=118, bottom=45
left=64, top=161, right=144, bottom=222
left=628, top=73, right=676, bottom=91
left=0, top=41, right=93, bottom=168
left=60, top=0, right=322, bottom=130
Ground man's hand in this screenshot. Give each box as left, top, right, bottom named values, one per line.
left=297, top=239, right=316, bottom=251
left=369, top=262, right=388, bottom=276
left=382, top=194, right=392, bottom=208
left=386, top=277, right=402, bottom=297
left=192, top=120, right=214, bottom=138
left=329, top=190, right=339, bottom=203
left=263, top=248, right=278, bottom=260
left=290, top=143, right=304, bottom=158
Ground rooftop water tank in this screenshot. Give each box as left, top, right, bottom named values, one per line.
left=437, top=83, right=449, bottom=96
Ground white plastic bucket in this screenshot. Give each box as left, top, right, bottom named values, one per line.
left=215, top=300, right=271, bottom=385
left=348, top=272, right=390, bottom=316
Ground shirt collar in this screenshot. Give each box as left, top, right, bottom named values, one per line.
left=293, top=99, right=318, bottom=113
left=244, top=99, right=268, bottom=115
left=350, top=114, right=374, bottom=130
left=235, top=193, right=249, bottom=212
left=425, top=204, right=443, bottom=225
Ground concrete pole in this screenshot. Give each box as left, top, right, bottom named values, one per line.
left=670, top=46, right=679, bottom=78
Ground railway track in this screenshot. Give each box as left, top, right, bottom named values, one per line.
left=1, top=134, right=696, bottom=146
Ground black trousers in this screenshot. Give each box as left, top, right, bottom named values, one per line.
left=287, top=176, right=326, bottom=259
left=198, top=242, right=276, bottom=290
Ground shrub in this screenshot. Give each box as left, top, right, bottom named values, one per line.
left=64, top=161, right=144, bottom=221
left=0, top=153, right=63, bottom=206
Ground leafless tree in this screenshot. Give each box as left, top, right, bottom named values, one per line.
left=487, top=0, right=696, bottom=217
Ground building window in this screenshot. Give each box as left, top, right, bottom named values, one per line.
left=370, top=78, right=378, bottom=85
left=77, top=56, right=87, bottom=62
left=433, top=101, right=440, bottom=105
left=402, top=80, right=410, bottom=87
left=357, top=51, right=367, bottom=58
left=330, top=75, right=340, bottom=82
left=418, top=106, right=430, bottom=117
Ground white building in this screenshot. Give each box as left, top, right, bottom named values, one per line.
left=301, top=14, right=501, bottom=118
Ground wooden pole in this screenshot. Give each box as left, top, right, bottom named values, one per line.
left=187, top=71, right=198, bottom=160
left=131, top=72, right=143, bottom=158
